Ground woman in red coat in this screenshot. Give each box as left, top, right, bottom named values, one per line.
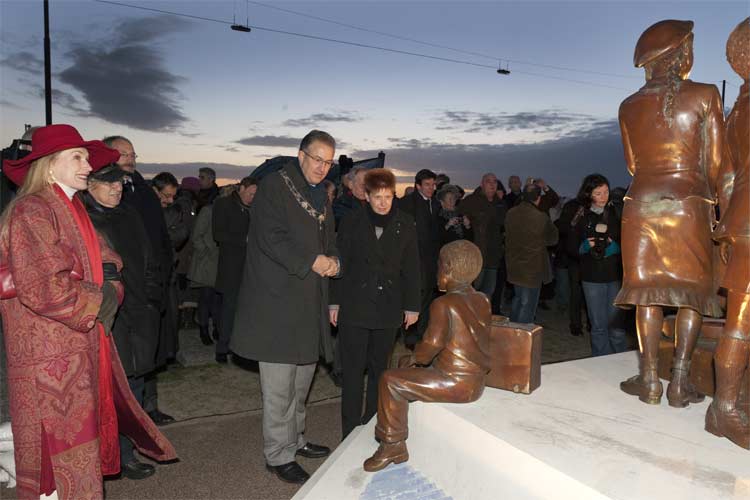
left=0, top=125, right=176, bottom=499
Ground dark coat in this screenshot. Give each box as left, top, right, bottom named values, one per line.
left=554, top=198, right=583, bottom=269
left=459, top=190, right=504, bottom=268
left=566, top=203, right=622, bottom=283
left=437, top=209, right=472, bottom=246
left=331, top=206, right=421, bottom=329
left=398, top=190, right=440, bottom=292
left=505, top=201, right=559, bottom=288
left=230, top=160, right=338, bottom=364
left=82, top=192, right=161, bottom=377
left=332, top=192, right=366, bottom=229
left=122, top=170, right=173, bottom=281
left=197, top=183, right=220, bottom=213
left=212, top=191, right=251, bottom=294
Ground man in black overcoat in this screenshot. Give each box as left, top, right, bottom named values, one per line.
left=398, top=169, right=440, bottom=346
left=83, top=164, right=163, bottom=479
left=213, top=176, right=257, bottom=363
left=105, top=135, right=175, bottom=426
left=230, top=130, right=340, bottom=484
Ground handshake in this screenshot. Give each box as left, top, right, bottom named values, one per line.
left=312, top=254, right=340, bottom=277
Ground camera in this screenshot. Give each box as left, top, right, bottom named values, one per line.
left=588, top=223, right=609, bottom=260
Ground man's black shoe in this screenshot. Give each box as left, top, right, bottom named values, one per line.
left=215, top=352, right=228, bottom=364
left=121, top=459, right=156, bottom=480
left=296, top=442, right=331, bottom=459
left=266, top=461, right=309, bottom=484
left=199, top=327, right=214, bottom=346
left=148, top=409, right=175, bottom=426
left=329, top=370, right=343, bottom=387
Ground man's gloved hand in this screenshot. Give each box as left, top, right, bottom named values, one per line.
left=98, top=281, right=119, bottom=335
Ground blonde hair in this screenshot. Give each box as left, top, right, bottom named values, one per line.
left=0, top=152, right=61, bottom=241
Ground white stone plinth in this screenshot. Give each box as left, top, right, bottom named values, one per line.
left=294, top=352, right=749, bottom=500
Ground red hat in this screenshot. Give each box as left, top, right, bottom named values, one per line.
left=2, top=124, right=121, bottom=186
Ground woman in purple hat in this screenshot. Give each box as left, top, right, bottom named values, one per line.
left=0, top=124, right=176, bottom=500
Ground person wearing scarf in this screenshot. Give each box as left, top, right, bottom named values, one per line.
left=330, top=169, right=421, bottom=439
left=0, top=125, right=175, bottom=499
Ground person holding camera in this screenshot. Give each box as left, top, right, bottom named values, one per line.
left=567, top=174, right=627, bottom=357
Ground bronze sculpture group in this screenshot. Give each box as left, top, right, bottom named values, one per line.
left=615, top=18, right=748, bottom=451
left=362, top=18, right=748, bottom=472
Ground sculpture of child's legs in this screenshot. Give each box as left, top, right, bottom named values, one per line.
left=364, top=367, right=484, bottom=472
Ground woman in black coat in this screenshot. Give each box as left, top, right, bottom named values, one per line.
left=566, top=174, right=626, bottom=357
left=330, top=169, right=421, bottom=439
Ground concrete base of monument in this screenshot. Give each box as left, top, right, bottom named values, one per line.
left=293, top=352, right=749, bottom=500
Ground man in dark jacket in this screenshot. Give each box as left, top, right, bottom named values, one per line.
left=459, top=173, right=504, bottom=298
left=105, top=135, right=175, bottom=426
left=213, top=176, right=257, bottom=363
left=197, top=166, right=220, bottom=213
left=398, top=169, right=440, bottom=346
left=332, top=166, right=367, bottom=228
left=231, top=130, right=340, bottom=484
left=84, top=164, right=162, bottom=479
left=505, top=184, right=559, bottom=324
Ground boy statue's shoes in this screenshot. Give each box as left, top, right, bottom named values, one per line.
left=266, top=461, right=309, bottom=484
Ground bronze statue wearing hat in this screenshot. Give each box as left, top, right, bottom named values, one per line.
left=705, top=17, right=750, bottom=450
left=615, top=20, right=725, bottom=407
left=363, top=240, right=491, bottom=472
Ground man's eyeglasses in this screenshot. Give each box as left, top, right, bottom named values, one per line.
left=301, top=150, right=334, bottom=168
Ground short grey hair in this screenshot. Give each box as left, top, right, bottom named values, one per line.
left=437, top=184, right=461, bottom=202
left=346, top=166, right=366, bottom=183
left=102, top=135, right=132, bottom=147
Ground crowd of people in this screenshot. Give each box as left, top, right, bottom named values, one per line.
left=0, top=124, right=630, bottom=495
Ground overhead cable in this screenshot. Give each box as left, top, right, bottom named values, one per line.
left=94, top=0, right=631, bottom=91
left=248, top=0, right=642, bottom=81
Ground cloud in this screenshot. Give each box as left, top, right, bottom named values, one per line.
left=137, top=162, right=255, bottom=181
left=353, top=119, right=629, bottom=197
left=235, top=135, right=300, bottom=148
left=0, top=51, right=44, bottom=75
left=59, top=44, right=188, bottom=131
left=116, top=15, right=193, bottom=46
left=51, top=15, right=191, bottom=132
left=283, top=112, right=362, bottom=127
left=437, top=109, right=597, bottom=135
left=0, top=98, right=25, bottom=110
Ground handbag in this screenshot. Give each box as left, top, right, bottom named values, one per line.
left=0, top=258, right=83, bottom=300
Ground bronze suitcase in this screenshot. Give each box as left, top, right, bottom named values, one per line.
left=485, top=316, right=542, bottom=394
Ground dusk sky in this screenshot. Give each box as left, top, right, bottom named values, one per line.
left=1, top=1, right=746, bottom=196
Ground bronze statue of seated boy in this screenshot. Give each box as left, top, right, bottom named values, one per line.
left=364, top=240, right=492, bottom=472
